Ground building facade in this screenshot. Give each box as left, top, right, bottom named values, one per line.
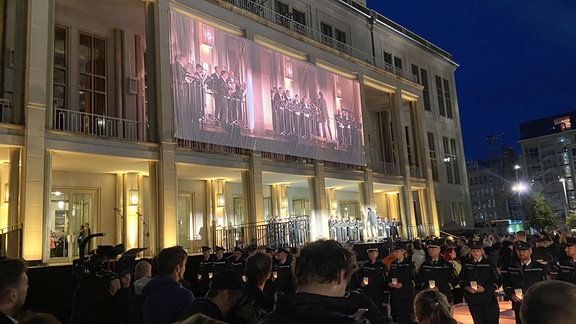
left=0, top=0, right=470, bottom=264
left=519, top=111, right=576, bottom=224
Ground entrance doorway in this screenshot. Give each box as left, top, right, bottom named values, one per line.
left=48, top=189, right=97, bottom=261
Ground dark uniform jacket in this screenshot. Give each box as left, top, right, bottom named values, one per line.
left=212, top=256, right=228, bottom=275
left=458, top=257, right=502, bottom=305
left=354, top=260, right=388, bottom=304
left=502, top=259, right=547, bottom=300
left=227, top=255, right=246, bottom=277
left=417, top=258, right=457, bottom=299
left=557, top=258, right=576, bottom=284
left=386, top=257, right=416, bottom=299
left=258, top=291, right=382, bottom=324
left=272, top=256, right=295, bottom=294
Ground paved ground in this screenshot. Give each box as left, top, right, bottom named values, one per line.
left=453, top=301, right=516, bottom=324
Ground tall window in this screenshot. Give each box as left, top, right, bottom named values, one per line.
left=320, top=22, right=333, bottom=46
left=79, top=33, right=107, bottom=115
left=274, top=1, right=289, bottom=27
left=412, top=65, right=431, bottom=111
left=335, top=28, right=346, bottom=51
left=292, top=8, right=306, bottom=34
left=443, top=136, right=460, bottom=184
left=405, top=126, right=413, bottom=165
left=435, top=76, right=453, bottom=118
left=54, top=26, right=68, bottom=109
left=393, top=56, right=403, bottom=76
left=427, top=132, right=438, bottom=181
left=383, top=51, right=392, bottom=72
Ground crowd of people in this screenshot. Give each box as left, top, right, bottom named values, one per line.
left=3, top=228, right=576, bottom=323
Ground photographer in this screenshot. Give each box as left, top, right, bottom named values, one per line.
left=70, top=244, right=130, bottom=324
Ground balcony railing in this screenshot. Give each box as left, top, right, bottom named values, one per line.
left=404, top=223, right=436, bottom=240
left=221, top=0, right=418, bottom=83
left=410, top=165, right=422, bottom=178
left=213, top=216, right=311, bottom=251
left=373, top=161, right=400, bottom=176
left=52, top=108, right=146, bottom=141
left=0, top=99, right=13, bottom=124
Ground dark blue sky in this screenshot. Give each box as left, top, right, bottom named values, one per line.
left=366, top=0, right=576, bottom=160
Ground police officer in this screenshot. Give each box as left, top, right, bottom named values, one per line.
left=355, top=247, right=388, bottom=317
left=458, top=241, right=502, bottom=324
left=212, top=246, right=228, bottom=275
left=502, top=241, right=547, bottom=324
left=271, top=247, right=294, bottom=294
left=557, top=237, right=576, bottom=284
left=197, top=246, right=214, bottom=296
left=227, top=246, right=246, bottom=278
left=387, top=242, right=415, bottom=324
left=417, top=241, right=458, bottom=303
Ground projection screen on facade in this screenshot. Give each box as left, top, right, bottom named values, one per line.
left=169, top=10, right=365, bottom=166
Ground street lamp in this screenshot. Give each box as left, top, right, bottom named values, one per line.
left=512, top=182, right=527, bottom=230
left=560, top=178, right=569, bottom=218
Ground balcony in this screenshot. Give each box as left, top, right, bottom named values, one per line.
left=52, top=108, right=146, bottom=142
left=220, top=0, right=418, bottom=83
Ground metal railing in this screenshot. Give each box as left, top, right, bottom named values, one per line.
left=0, top=99, right=13, bottom=124
left=52, top=107, right=145, bottom=141
left=373, top=161, right=400, bottom=175
left=403, top=223, right=436, bottom=240
left=0, top=224, right=22, bottom=258
left=220, top=0, right=418, bottom=82
left=214, top=216, right=311, bottom=251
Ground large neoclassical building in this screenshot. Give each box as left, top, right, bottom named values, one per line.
left=0, top=0, right=471, bottom=264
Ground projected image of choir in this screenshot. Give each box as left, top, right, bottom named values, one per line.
left=172, top=57, right=248, bottom=131
left=269, top=86, right=361, bottom=150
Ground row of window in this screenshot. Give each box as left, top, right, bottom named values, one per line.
left=469, top=175, right=492, bottom=185
left=472, top=198, right=497, bottom=209
left=470, top=188, right=495, bottom=197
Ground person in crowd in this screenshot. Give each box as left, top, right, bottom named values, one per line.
left=417, top=242, right=457, bottom=304
left=502, top=241, right=547, bottom=324
left=271, top=247, right=294, bottom=294
left=411, top=240, right=425, bottom=274
left=443, top=247, right=463, bottom=304
left=212, top=247, right=228, bottom=275
left=226, top=247, right=246, bottom=278
left=142, top=246, right=194, bottom=324
left=458, top=241, right=502, bottom=324
left=497, top=240, right=514, bottom=270
left=258, top=239, right=384, bottom=324
left=242, top=251, right=274, bottom=317
left=178, top=270, right=244, bottom=322
left=366, top=208, right=378, bottom=240
left=71, top=245, right=130, bottom=324
left=387, top=242, right=416, bottom=324
left=456, top=236, right=470, bottom=262
left=133, top=261, right=152, bottom=296
left=519, top=280, right=576, bottom=324
left=19, top=312, right=61, bottom=324
left=0, top=258, right=28, bottom=324
left=413, top=289, right=457, bottom=324
left=515, top=231, right=527, bottom=242
left=198, top=246, right=214, bottom=296
left=557, top=237, right=576, bottom=284
left=354, top=247, right=388, bottom=317
left=533, top=234, right=560, bottom=277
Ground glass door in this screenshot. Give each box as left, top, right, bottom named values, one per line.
left=48, top=189, right=96, bottom=262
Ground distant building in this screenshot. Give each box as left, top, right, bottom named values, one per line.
left=518, top=111, right=576, bottom=222
left=467, top=147, right=520, bottom=225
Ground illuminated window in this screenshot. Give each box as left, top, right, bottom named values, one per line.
left=554, top=117, right=571, bottom=131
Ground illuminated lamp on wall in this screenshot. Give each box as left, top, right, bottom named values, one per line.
left=129, top=189, right=139, bottom=206
left=281, top=196, right=288, bottom=209
left=216, top=179, right=226, bottom=207
left=3, top=183, right=8, bottom=204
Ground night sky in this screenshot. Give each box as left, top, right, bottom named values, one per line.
left=366, top=0, right=576, bottom=161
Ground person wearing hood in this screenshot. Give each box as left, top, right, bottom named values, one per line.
left=258, top=239, right=384, bottom=324
left=142, top=246, right=194, bottom=324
